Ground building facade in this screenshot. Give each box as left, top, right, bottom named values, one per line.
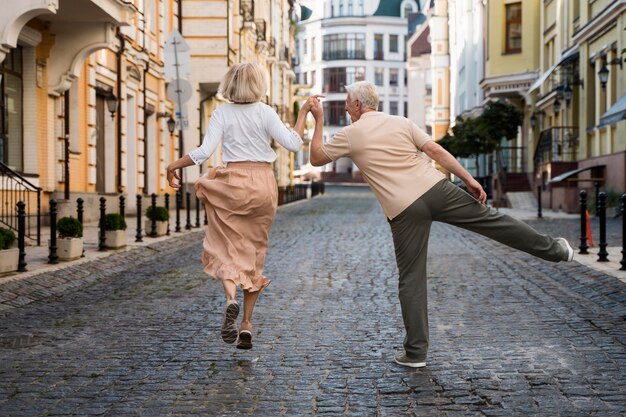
left=530, top=0, right=626, bottom=212
left=0, top=0, right=298, bottom=240
left=295, top=0, right=418, bottom=178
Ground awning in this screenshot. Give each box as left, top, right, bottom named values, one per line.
left=599, top=93, right=626, bottom=128
left=550, top=164, right=605, bottom=183
left=528, top=45, right=580, bottom=93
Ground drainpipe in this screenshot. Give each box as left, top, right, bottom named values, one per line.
left=144, top=60, right=150, bottom=193
left=116, top=29, right=126, bottom=193
left=64, top=90, right=70, bottom=200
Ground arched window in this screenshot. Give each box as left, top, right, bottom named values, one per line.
left=400, top=0, right=417, bottom=18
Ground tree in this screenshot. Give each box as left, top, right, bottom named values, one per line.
left=439, top=100, right=523, bottom=203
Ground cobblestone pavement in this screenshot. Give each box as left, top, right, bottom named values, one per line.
left=0, top=186, right=625, bottom=416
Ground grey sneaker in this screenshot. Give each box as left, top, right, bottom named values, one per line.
left=556, top=237, right=574, bottom=262
left=394, top=351, right=426, bottom=368
left=221, top=300, right=239, bottom=344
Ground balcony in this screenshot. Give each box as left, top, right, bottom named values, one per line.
left=322, top=49, right=366, bottom=61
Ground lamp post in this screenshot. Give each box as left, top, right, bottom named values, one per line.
left=106, top=93, right=118, bottom=119
left=598, top=64, right=609, bottom=88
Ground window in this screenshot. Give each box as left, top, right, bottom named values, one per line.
left=389, top=35, right=399, bottom=53
left=323, top=67, right=365, bottom=93
left=403, top=101, right=408, bottom=118
left=323, top=33, right=366, bottom=60
left=311, top=70, right=316, bottom=86
left=403, top=4, right=413, bottom=18
left=389, top=69, right=399, bottom=86
left=147, top=0, right=157, bottom=35
left=390, top=101, right=398, bottom=115
left=339, top=0, right=344, bottom=16
left=375, top=68, right=384, bottom=86
left=311, top=37, right=316, bottom=61
left=374, top=34, right=384, bottom=60
left=505, top=3, right=522, bottom=54
left=303, top=38, right=308, bottom=55
left=348, top=0, right=353, bottom=15
left=323, top=101, right=350, bottom=126
left=358, top=0, right=364, bottom=15
left=0, top=46, right=23, bottom=169
left=303, top=72, right=308, bottom=85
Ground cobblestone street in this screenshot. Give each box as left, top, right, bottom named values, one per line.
left=1, top=186, right=625, bottom=416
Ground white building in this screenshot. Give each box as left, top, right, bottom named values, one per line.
left=295, top=0, right=419, bottom=176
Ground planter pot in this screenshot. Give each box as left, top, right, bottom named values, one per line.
left=0, top=248, right=19, bottom=273
left=145, top=220, right=168, bottom=237
left=105, top=229, right=127, bottom=249
left=56, top=237, right=83, bottom=261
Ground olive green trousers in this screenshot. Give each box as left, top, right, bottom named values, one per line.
left=388, top=179, right=566, bottom=360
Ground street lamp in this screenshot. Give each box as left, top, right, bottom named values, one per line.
left=530, top=113, right=537, bottom=129
left=598, top=63, right=609, bottom=88
left=167, top=116, right=176, bottom=133
left=106, top=93, right=118, bottom=119
left=563, top=84, right=573, bottom=103
left=553, top=99, right=561, bottom=114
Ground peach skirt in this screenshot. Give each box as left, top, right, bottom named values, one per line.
left=194, top=162, right=277, bottom=293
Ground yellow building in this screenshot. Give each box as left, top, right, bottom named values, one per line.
left=481, top=0, right=541, bottom=202
left=529, top=0, right=626, bottom=212
left=1, top=0, right=298, bottom=241
left=430, top=0, right=450, bottom=140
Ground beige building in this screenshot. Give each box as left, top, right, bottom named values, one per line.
left=529, top=0, right=626, bottom=212
left=0, top=0, right=299, bottom=243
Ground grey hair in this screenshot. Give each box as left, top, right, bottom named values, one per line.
left=345, top=81, right=379, bottom=110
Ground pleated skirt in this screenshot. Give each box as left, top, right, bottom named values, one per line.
left=194, top=162, right=277, bottom=293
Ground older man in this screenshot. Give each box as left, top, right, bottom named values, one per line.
left=307, top=81, right=574, bottom=368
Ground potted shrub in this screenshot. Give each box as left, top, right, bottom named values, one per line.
left=56, top=216, right=83, bottom=261
left=0, top=227, right=18, bottom=274
left=104, top=213, right=127, bottom=249
left=145, top=206, right=169, bottom=237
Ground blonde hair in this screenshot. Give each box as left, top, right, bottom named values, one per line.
left=219, top=62, right=268, bottom=103
left=345, top=81, right=379, bottom=110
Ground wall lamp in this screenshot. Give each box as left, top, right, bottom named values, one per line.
left=157, top=112, right=177, bottom=134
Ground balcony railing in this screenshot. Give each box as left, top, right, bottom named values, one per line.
left=533, top=126, right=579, bottom=172
left=322, top=50, right=366, bottom=61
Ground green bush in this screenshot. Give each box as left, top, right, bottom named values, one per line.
left=0, top=227, right=16, bottom=250
left=57, top=216, right=83, bottom=238
left=146, top=206, right=169, bottom=222
left=104, top=213, right=127, bottom=231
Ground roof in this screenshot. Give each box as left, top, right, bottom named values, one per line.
left=599, top=92, right=626, bottom=128
left=300, top=5, right=313, bottom=21
left=373, top=0, right=404, bottom=17
left=410, top=25, right=430, bottom=57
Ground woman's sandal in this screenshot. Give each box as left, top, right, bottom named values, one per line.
left=236, top=330, right=252, bottom=350
left=221, top=301, right=239, bottom=344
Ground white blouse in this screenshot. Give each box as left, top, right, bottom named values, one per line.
left=188, top=102, right=303, bottom=165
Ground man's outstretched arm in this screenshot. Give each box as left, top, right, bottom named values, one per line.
left=421, top=140, right=487, bottom=204
left=309, top=102, right=332, bottom=167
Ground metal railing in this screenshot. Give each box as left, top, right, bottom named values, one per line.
left=533, top=126, right=579, bottom=172
left=0, top=161, right=41, bottom=245
left=498, top=146, right=525, bottom=174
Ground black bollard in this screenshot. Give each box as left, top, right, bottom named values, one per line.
left=175, top=190, right=182, bottom=232
left=597, top=192, right=608, bottom=262
left=165, top=193, right=170, bottom=236
left=579, top=190, right=589, bottom=254
left=77, top=198, right=84, bottom=225
left=150, top=193, right=157, bottom=237
left=619, top=194, right=626, bottom=271
left=185, top=192, right=192, bottom=230
left=16, top=201, right=27, bottom=272
left=99, top=197, right=107, bottom=251
left=136, top=194, right=143, bottom=242
left=195, top=196, right=200, bottom=228
left=537, top=186, right=542, bottom=218
left=48, top=199, right=58, bottom=264
left=119, top=195, right=125, bottom=218
left=594, top=181, right=600, bottom=217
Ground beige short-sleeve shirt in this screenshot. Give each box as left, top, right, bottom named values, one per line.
left=322, top=112, right=446, bottom=220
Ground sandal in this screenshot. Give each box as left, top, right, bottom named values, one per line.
left=236, top=330, right=252, bottom=350
left=221, top=301, right=239, bottom=344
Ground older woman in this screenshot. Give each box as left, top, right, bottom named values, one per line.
left=167, top=62, right=322, bottom=350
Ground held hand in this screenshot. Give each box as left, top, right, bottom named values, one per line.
left=465, top=178, right=487, bottom=204
left=301, top=94, right=325, bottom=113
left=167, top=167, right=181, bottom=189
left=310, top=101, right=324, bottom=121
